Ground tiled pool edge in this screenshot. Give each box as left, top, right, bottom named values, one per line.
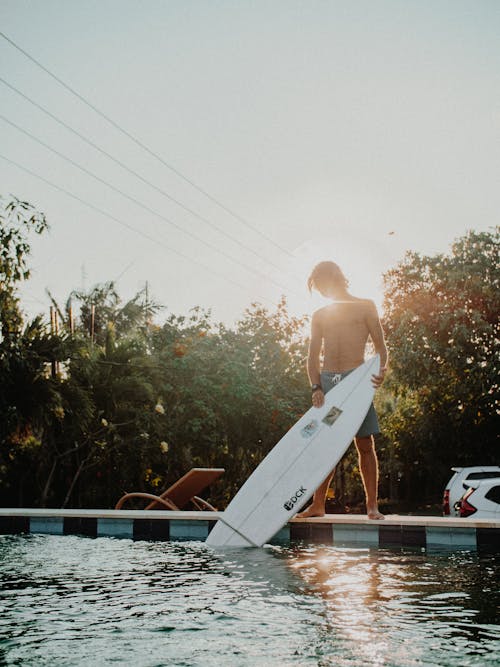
left=0, top=510, right=499, bottom=550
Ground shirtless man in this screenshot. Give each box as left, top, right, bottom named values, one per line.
left=297, top=261, right=388, bottom=520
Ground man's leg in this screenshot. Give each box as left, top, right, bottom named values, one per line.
left=296, top=469, right=335, bottom=518
left=354, top=435, right=384, bottom=520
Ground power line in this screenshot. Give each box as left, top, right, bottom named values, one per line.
left=0, top=112, right=298, bottom=296
left=114, top=260, right=135, bottom=283
left=0, top=152, right=279, bottom=307
left=0, top=30, right=293, bottom=259
left=0, top=75, right=292, bottom=278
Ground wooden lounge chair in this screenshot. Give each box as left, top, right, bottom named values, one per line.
left=114, top=467, right=224, bottom=511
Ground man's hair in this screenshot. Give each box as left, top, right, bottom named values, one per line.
left=307, top=261, right=349, bottom=293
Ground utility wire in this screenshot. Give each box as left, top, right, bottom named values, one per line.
left=0, top=30, right=293, bottom=259
left=0, top=75, right=293, bottom=278
left=0, top=113, right=299, bottom=296
left=0, top=152, right=278, bottom=307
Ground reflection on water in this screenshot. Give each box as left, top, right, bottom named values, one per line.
left=0, top=535, right=498, bottom=666
left=285, top=546, right=499, bottom=666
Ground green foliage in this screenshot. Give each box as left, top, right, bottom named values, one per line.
left=0, top=197, right=64, bottom=504
left=29, top=297, right=308, bottom=509
left=380, top=228, right=499, bottom=502
left=147, top=299, right=309, bottom=505
left=0, top=196, right=48, bottom=284
left=0, top=196, right=48, bottom=343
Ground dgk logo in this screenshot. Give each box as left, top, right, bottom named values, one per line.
left=284, top=486, right=307, bottom=511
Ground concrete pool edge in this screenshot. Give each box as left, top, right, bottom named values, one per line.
left=0, top=509, right=499, bottom=550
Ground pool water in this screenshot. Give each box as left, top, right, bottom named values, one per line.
left=0, top=535, right=498, bottom=666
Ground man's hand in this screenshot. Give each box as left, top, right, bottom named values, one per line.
left=371, top=367, right=387, bottom=389
left=312, top=388, right=325, bottom=408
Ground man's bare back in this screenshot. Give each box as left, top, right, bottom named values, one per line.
left=308, top=298, right=386, bottom=380
left=317, top=298, right=379, bottom=372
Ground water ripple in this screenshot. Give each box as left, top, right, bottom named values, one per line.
left=0, top=536, right=498, bottom=666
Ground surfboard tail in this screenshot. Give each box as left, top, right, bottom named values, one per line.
left=206, top=515, right=259, bottom=548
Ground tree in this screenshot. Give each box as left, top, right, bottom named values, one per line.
left=47, top=281, right=162, bottom=345
left=148, top=300, right=310, bottom=506
left=0, top=196, right=48, bottom=344
left=0, top=196, right=71, bottom=505
left=29, top=283, right=166, bottom=508
left=380, top=228, right=499, bottom=504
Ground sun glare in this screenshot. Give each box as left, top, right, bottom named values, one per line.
left=287, top=547, right=417, bottom=665
left=276, top=235, right=388, bottom=321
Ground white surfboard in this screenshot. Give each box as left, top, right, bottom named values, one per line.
left=206, top=355, right=380, bottom=548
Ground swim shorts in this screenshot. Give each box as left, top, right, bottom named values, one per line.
left=320, top=368, right=380, bottom=438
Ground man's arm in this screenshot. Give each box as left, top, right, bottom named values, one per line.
left=366, top=301, right=388, bottom=387
left=307, top=310, right=325, bottom=407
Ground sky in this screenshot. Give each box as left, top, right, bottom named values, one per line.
left=1, top=0, right=499, bottom=327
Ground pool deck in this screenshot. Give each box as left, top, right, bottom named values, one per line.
left=1, top=508, right=499, bottom=550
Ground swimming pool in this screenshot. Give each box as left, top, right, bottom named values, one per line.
left=0, top=535, right=498, bottom=666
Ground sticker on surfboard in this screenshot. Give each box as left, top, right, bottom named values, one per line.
left=300, top=419, right=319, bottom=438
left=322, top=405, right=343, bottom=426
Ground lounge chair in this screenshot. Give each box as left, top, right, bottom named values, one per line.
left=114, top=467, right=224, bottom=511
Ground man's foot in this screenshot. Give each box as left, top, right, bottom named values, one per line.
left=296, top=505, right=325, bottom=518
left=367, top=508, right=385, bottom=520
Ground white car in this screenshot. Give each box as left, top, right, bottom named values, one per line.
left=442, top=466, right=500, bottom=516
left=456, top=479, right=500, bottom=519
